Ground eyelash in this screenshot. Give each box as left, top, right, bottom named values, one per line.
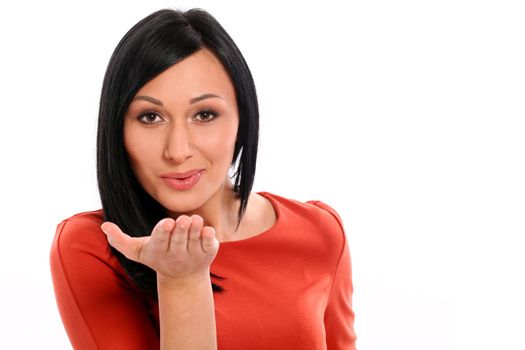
left=194, top=110, right=219, bottom=122
left=138, top=112, right=163, bottom=124
left=137, top=110, right=219, bottom=124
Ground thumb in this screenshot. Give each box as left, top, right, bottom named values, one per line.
left=100, top=221, right=145, bottom=262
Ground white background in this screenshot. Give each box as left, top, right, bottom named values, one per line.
left=0, top=0, right=524, bottom=349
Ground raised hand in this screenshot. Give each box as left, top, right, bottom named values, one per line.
left=100, top=215, right=219, bottom=280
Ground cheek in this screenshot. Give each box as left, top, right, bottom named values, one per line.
left=123, top=125, right=158, bottom=173
left=199, top=122, right=238, bottom=160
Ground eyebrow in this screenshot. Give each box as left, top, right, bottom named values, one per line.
left=132, top=93, right=224, bottom=106
left=189, top=93, right=223, bottom=104
left=133, top=95, right=163, bottom=106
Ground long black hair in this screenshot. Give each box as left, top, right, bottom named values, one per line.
left=96, top=8, right=259, bottom=298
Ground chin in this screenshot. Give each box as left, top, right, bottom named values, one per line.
left=156, top=191, right=208, bottom=216
left=161, top=199, right=205, bottom=216
left=151, top=177, right=232, bottom=216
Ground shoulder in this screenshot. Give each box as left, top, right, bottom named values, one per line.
left=258, top=191, right=346, bottom=243
left=53, top=209, right=106, bottom=247
left=50, top=208, right=135, bottom=290
left=259, top=192, right=344, bottom=226
left=304, top=200, right=345, bottom=233
left=51, top=209, right=112, bottom=267
left=59, top=209, right=105, bottom=228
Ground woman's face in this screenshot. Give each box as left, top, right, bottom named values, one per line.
left=123, top=48, right=239, bottom=214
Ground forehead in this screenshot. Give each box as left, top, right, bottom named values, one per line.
left=134, top=48, right=236, bottom=103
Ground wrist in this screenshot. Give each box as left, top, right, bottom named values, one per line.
left=157, top=271, right=212, bottom=291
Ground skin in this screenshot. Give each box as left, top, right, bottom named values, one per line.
left=102, top=215, right=219, bottom=350
left=123, top=48, right=241, bottom=235
left=100, top=48, right=276, bottom=349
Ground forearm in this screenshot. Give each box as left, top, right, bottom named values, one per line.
left=157, top=273, right=217, bottom=350
left=102, top=216, right=219, bottom=349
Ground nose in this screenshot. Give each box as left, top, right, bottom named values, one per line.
left=164, top=122, right=193, bottom=164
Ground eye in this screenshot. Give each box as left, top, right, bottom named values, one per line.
left=138, top=112, right=163, bottom=124
left=194, top=110, right=218, bottom=122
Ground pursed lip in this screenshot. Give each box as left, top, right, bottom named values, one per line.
left=159, top=169, right=204, bottom=179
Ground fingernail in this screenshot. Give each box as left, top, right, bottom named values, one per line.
left=176, top=217, right=187, bottom=229
left=163, top=220, right=173, bottom=231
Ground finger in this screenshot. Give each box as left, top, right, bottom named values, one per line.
left=201, top=226, right=219, bottom=254
left=170, top=215, right=191, bottom=249
left=149, top=218, right=175, bottom=251
left=187, top=215, right=204, bottom=254
left=100, top=222, right=148, bottom=262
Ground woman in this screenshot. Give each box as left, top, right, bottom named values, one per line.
left=50, top=8, right=356, bottom=350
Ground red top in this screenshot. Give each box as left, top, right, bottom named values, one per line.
left=50, top=192, right=357, bottom=349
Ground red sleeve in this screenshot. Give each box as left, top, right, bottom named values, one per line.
left=50, top=218, right=160, bottom=350
left=309, top=201, right=357, bottom=350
